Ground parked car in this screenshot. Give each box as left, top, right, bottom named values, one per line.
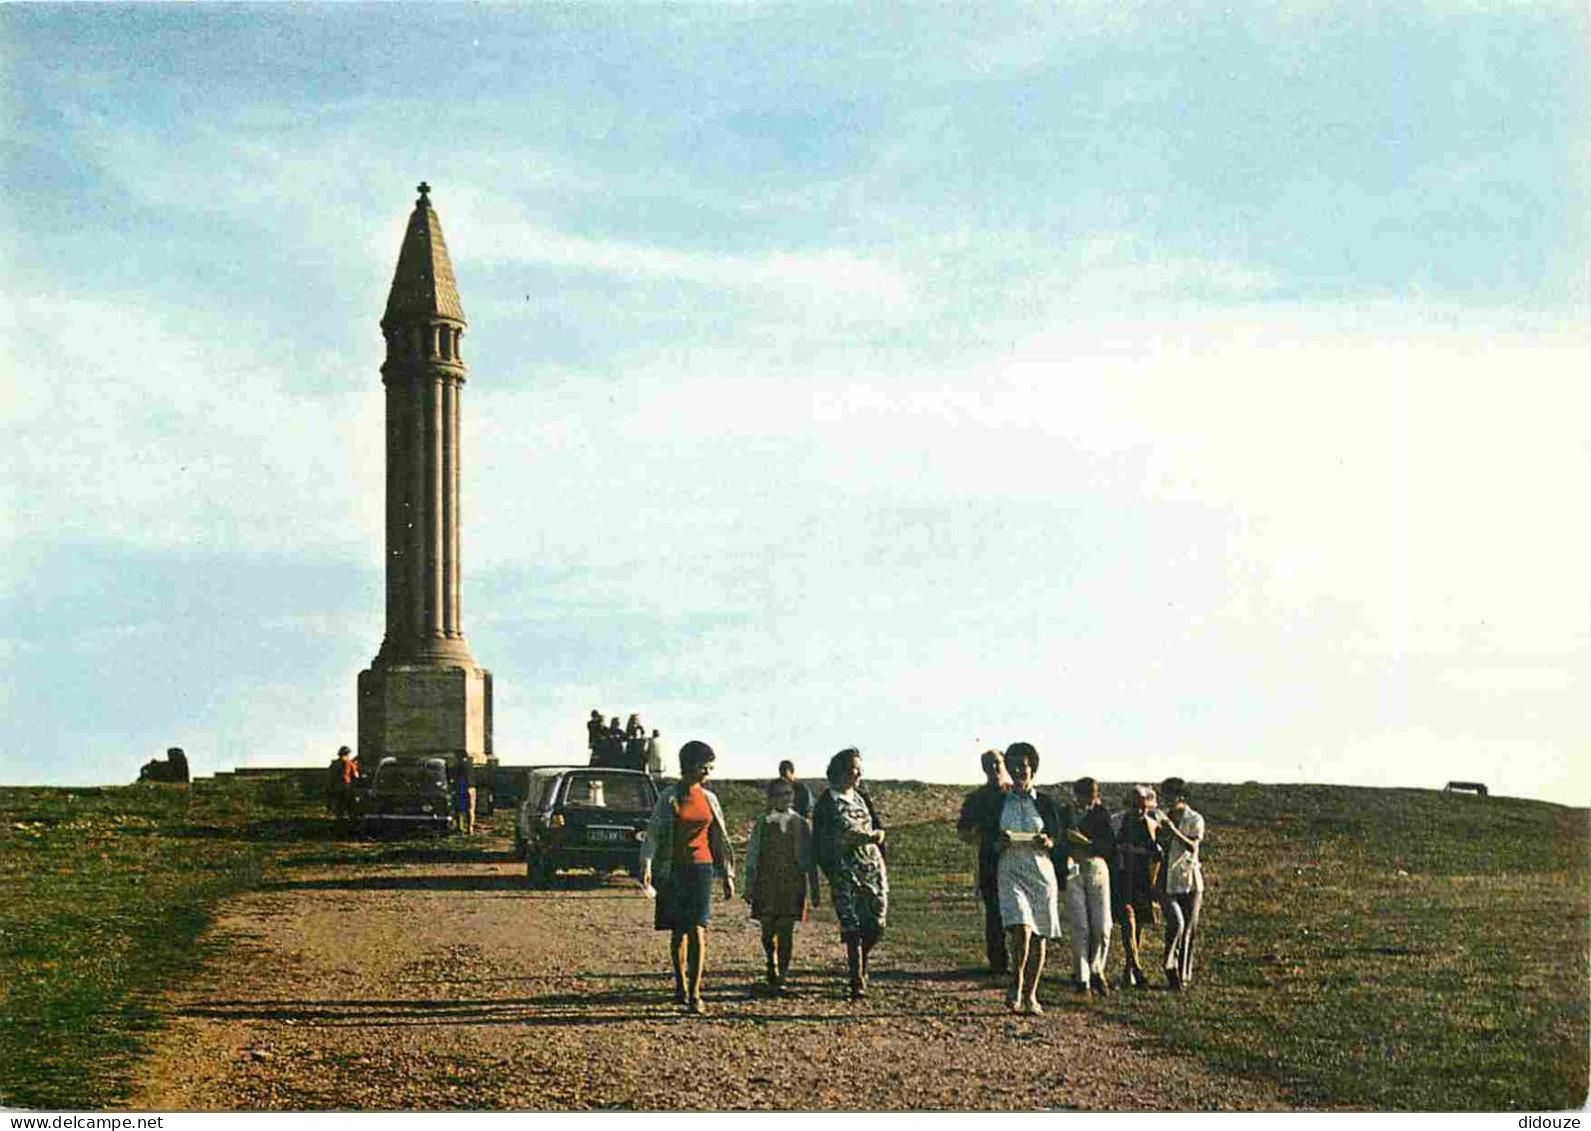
left=516, top=766, right=658, bottom=885
left=362, top=755, right=452, bottom=836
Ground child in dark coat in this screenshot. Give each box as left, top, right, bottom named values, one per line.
left=743, top=778, right=821, bottom=993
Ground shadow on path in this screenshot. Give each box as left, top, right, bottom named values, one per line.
left=260, top=871, right=642, bottom=895
left=262, top=875, right=529, bottom=894
left=177, top=980, right=987, bottom=1028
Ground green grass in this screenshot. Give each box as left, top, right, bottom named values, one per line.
left=837, top=780, right=1588, bottom=1112
left=0, top=779, right=287, bottom=1109
left=0, top=775, right=514, bottom=1110
left=2, top=774, right=1585, bottom=1111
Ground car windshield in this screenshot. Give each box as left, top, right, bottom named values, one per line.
left=378, top=764, right=446, bottom=790
left=562, top=774, right=651, bottom=811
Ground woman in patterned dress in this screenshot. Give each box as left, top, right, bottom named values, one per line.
left=812, top=747, right=888, bottom=1001
left=990, top=741, right=1066, bottom=1015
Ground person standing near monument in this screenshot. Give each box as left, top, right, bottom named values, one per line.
left=644, top=729, right=664, bottom=777
left=602, top=717, right=625, bottom=767
left=624, top=714, right=646, bottom=770
left=587, top=710, right=605, bottom=762
left=454, top=753, right=476, bottom=835
left=327, top=745, right=358, bottom=823
left=957, top=749, right=1011, bottom=978
left=640, top=740, right=736, bottom=1015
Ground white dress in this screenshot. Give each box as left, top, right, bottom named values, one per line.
left=996, top=791, right=1061, bottom=938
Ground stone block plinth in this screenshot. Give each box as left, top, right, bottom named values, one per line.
left=357, top=664, right=493, bottom=764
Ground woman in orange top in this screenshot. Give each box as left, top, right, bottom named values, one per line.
left=640, top=740, right=735, bottom=1014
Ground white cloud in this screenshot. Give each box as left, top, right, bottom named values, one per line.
left=438, top=188, right=915, bottom=312
left=2, top=293, right=384, bottom=557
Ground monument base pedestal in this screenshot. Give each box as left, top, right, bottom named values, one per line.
left=357, top=663, right=493, bottom=765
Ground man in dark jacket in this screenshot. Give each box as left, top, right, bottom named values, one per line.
left=957, top=750, right=1010, bottom=976
left=778, top=760, right=813, bottom=819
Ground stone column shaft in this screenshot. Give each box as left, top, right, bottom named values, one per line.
left=360, top=183, right=489, bottom=770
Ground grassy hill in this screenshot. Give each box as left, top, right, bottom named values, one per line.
left=0, top=775, right=1584, bottom=1111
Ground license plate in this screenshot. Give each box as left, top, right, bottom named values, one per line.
left=588, top=828, right=629, bottom=843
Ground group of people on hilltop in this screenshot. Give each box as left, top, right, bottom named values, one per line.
left=634, top=739, right=1203, bottom=1018
left=958, top=746, right=1204, bottom=1012
left=638, top=746, right=885, bottom=1013
left=587, top=711, right=663, bottom=775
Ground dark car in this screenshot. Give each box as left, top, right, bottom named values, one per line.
left=362, top=756, right=452, bottom=836
left=516, top=766, right=658, bottom=885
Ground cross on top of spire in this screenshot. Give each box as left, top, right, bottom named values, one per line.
left=417, top=181, right=432, bottom=203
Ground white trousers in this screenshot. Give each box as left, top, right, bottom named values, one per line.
left=1065, top=857, right=1112, bottom=983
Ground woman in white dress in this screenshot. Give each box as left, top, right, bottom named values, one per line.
left=992, top=742, right=1066, bottom=1016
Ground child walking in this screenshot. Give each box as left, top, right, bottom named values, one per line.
left=744, top=777, right=821, bottom=994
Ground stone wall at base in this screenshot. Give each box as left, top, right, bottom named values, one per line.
left=356, top=664, right=493, bottom=766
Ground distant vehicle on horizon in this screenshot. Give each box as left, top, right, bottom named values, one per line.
left=515, top=766, right=658, bottom=886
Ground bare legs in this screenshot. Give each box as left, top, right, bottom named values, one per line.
left=1004, top=925, right=1047, bottom=1014
left=670, top=927, right=708, bottom=1012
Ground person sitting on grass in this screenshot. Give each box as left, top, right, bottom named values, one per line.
left=639, top=740, right=736, bottom=1015
left=744, top=777, right=822, bottom=995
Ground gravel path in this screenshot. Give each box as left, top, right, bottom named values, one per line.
left=128, top=842, right=1290, bottom=1111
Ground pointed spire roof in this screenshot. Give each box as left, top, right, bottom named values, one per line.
left=383, top=182, right=466, bottom=327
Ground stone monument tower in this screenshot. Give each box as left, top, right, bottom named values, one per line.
left=357, top=183, right=492, bottom=767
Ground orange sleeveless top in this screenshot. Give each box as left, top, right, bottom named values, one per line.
left=674, top=786, right=714, bottom=865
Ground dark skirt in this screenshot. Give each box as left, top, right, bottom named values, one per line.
left=654, top=862, right=714, bottom=931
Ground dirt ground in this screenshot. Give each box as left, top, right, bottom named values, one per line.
left=128, top=843, right=1291, bottom=1111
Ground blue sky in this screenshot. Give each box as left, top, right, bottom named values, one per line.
left=2, top=2, right=1586, bottom=799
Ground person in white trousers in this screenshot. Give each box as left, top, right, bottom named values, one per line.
left=1062, top=776, right=1117, bottom=995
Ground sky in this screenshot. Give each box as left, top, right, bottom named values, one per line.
left=1, top=2, right=1586, bottom=801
